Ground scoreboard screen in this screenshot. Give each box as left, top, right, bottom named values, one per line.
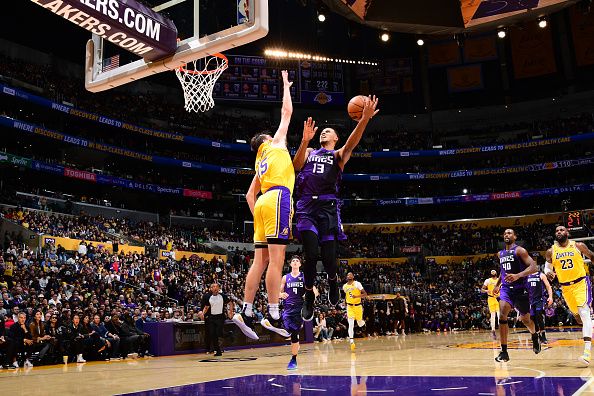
left=212, top=55, right=345, bottom=105
left=299, top=60, right=346, bottom=105
left=564, top=210, right=585, bottom=232
left=213, top=55, right=300, bottom=102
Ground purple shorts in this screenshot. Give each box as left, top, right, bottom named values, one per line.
left=282, top=304, right=303, bottom=333
left=499, top=285, right=530, bottom=315
left=295, top=197, right=346, bottom=242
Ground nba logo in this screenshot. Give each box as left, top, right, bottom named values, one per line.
left=237, top=0, right=249, bottom=24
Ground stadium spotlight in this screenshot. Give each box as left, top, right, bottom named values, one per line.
left=462, top=188, right=468, bottom=194
left=538, top=18, right=547, bottom=28
left=497, top=29, right=506, bottom=38
left=318, top=13, right=326, bottom=22
left=417, top=38, right=424, bottom=46
left=380, top=32, right=390, bottom=42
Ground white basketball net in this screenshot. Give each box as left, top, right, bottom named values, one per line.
left=175, top=54, right=228, bottom=113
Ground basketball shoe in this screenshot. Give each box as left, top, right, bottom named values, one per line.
left=261, top=314, right=290, bottom=337
left=233, top=312, right=259, bottom=340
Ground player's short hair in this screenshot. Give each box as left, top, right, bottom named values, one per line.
left=290, top=255, right=302, bottom=263
left=250, top=132, right=270, bottom=152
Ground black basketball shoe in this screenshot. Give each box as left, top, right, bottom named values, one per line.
left=328, top=278, right=340, bottom=307
left=301, top=289, right=315, bottom=322
left=495, top=351, right=510, bottom=362
left=532, top=333, right=541, bottom=354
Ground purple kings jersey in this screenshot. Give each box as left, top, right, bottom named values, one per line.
left=499, top=245, right=526, bottom=287
left=295, top=148, right=342, bottom=199
left=284, top=272, right=304, bottom=306
left=527, top=272, right=544, bottom=303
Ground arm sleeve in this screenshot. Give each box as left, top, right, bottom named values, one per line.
left=544, top=261, right=553, bottom=274
left=483, top=279, right=490, bottom=287
left=355, top=281, right=364, bottom=291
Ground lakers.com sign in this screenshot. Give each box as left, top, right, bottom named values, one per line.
left=30, top=0, right=177, bottom=61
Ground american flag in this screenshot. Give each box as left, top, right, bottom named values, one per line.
left=102, top=55, right=120, bottom=72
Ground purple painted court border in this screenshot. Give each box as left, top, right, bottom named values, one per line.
left=119, top=374, right=586, bottom=396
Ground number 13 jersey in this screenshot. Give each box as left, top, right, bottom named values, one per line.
left=295, top=148, right=341, bottom=198
left=551, top=240, right=586, bottom=283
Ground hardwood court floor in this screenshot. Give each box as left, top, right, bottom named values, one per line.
left=2, top=328, right=594, bottom=395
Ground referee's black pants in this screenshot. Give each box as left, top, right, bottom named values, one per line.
left=207, top=315, right=225, bottom=353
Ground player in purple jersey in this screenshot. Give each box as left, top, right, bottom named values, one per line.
left=527, top=271, right=553, bottom=344
left=493, top=229, right=540, bottom=362
left=280, top=256, right=306, bottom=370
left=292, top=96, right=379, bottom=321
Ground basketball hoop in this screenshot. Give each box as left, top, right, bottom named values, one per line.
left=175, top=53, right=228, bottom=113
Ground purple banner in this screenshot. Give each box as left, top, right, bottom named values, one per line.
left=30, top=0, right=178, bottom=61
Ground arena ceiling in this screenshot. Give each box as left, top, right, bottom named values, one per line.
left=322, top=0, right=581, bottom=34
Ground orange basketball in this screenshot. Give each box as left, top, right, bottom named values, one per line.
left=348, top=95, right=367, bottom=121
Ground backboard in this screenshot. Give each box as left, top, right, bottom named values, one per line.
left=84, top=0, right=268, bottom=92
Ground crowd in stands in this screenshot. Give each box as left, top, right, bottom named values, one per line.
left=343, top=219, right=557, bottom=257
left=2, top=55, right=594, bottom=155
left=0, top=238, right=580, bottom=358
left=0, top=237, right=256, bottom=368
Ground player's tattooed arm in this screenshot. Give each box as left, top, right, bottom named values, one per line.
left=245, top=174, right=261, bottom=216
left=272, top=70, right=293, bottom=147
left=293, top=117, right=316, bottom=170
left=576, top=242, right=594, bottom=261
left=336, top=95, right=379, bottom=169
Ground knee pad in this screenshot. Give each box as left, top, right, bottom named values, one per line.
left=291, top=332, right=299, bottom=343
left=357, top=320, right=366, bottom=327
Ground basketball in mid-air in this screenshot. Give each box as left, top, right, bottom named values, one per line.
left=348, top=95, right=367, bottom=121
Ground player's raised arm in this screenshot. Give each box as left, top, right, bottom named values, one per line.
left=336, top=95, right=379, bottom=168
left=272, top=70, right=293, bottom=147
left=245, top=174, right=261, bottom=216
left=293, top=117, right=317, bottom=171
